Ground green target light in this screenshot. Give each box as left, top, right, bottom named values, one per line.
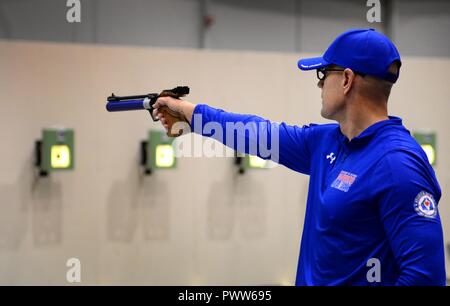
left=235, top=153, right=271, bottom=174
left=141, top=130, right=177, bottom=174
left=36, top=128, right=75, bottom=176
left=248, top=155, right=269, bottom=169
left=413, top=132, right=437, bottom=166
left=51, top=145, right=71, bottom=168
left=155, top=144, right=175, bottom=168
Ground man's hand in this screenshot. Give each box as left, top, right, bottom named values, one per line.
left=152, top=96, right=196, bottom=131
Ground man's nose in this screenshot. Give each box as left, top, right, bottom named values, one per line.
left=317, top=80, right=324, bottom=89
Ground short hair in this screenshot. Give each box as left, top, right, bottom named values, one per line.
left=357, top=62, right=399, bottom=102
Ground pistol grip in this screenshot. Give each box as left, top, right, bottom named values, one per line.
left=159, top=105, right=190, bottom=137
left=157, top=89, right=190, bottom=137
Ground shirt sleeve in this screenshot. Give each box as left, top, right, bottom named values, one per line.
left=371, top=150, right=446, bottom=286
left=191, top=104, right=315, bottom=174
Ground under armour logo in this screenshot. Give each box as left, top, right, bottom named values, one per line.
left=326, top=152, right=336, bottom=164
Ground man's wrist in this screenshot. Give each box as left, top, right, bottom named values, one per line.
left=181, top=100, right=196, bottom=124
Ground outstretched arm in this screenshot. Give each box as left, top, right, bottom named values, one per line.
left=153, top=96, right=315, bottom=174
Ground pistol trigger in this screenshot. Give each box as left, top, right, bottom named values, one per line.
left=148, top=108, right=159, bottom=122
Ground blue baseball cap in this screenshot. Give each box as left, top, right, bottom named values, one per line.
left=297, top=29, right=401, bottom=83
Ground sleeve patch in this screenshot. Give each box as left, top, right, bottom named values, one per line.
left=414, top=191, right=438, bottom=219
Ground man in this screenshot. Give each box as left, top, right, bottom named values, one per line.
left=153, top=29, right=446, bottom=285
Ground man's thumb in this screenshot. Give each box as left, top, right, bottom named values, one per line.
left=154, top=97, right=169, bottom=109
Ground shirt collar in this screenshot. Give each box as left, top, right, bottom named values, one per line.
left=337, top=116, right=403, bottom=146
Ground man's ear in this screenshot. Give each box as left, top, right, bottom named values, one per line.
left=342, top=68, right=356, bottom=95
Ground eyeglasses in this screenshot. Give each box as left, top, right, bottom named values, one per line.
left=316, top=68, right=345, bottom=81
left=316, top=67, right=366, bottom=81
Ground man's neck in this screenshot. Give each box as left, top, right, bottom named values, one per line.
left=337, top=99, right=389, bottom=141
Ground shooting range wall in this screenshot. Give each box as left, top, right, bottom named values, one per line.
left=0, top=40, right=449, bottom=284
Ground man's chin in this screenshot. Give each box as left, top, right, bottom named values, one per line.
left=321, top=109, right=331, bottom=120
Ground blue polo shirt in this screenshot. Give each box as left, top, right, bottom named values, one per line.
left=191, top=104, right=446, bottom=286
